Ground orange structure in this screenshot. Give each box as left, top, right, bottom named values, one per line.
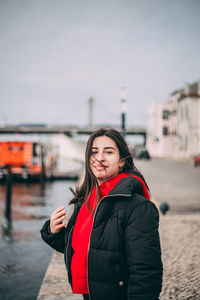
left=0, top=141, right=55, bottom=180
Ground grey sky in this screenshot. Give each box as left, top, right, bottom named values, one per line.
left=0, top=0, right=200, bottom=127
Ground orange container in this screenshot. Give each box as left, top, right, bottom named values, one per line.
left=0, top=141, right=32, bottom=167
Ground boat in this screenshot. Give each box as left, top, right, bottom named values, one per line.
left=0, top=140, right=56, bottom=181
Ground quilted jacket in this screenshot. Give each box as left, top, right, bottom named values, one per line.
left=41, top=176, right=163, bottom=300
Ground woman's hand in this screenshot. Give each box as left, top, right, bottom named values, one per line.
left=50, top=206, right=66, bottom=234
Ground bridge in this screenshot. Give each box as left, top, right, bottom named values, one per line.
left=0, top=124, right=147, bottom=143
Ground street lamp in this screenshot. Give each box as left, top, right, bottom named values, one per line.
left=88, top=97, right=94, bottom=127
left=120, top=87, right=127, bottom=137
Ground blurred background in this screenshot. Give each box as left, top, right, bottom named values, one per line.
left=0, top=0, right=200, bottom=127
left=0, top=0, right=200, bottom=299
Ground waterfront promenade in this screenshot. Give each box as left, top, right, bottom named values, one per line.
left=37, top=158, right=200, bottom=300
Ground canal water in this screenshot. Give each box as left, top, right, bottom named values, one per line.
left=0, top=180, right=77, bottom=300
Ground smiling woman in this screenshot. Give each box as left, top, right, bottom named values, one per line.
left=41, top=128, right=163, bottom=300
left=90, top=135, right=125, bottom=184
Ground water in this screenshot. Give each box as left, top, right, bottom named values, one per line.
left=0, top=180, right=77, bottom=300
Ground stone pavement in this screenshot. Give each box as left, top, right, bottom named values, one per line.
left=37, top=251, right=81, bottom=300
left=159, top=214, right=200, bottom=300
left=37, top=213, right=200, bottom=300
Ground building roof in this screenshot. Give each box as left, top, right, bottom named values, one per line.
left=171, top=80, right=200, bottom=101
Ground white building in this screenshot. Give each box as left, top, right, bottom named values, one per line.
left=169, top=89, right=183, bottom=158
left=147, top=100, right=173, bottom=157
left=147, top=80, right=200, bottom=159
left=177, top=81, right=200, bottom=158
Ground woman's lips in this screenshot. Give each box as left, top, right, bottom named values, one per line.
left=94, top=164, right=107, bottom=170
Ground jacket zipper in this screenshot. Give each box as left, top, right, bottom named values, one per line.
left=66, top=225, right=74, bottom=254
left=65, top=225, right=74, bottom=283
left=87, top=193, right=131, bottom=299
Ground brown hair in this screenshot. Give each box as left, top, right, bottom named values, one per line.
left=69, top=128, right=149, bottom=209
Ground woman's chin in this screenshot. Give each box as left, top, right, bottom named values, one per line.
left=94, top=171, right=106, bottom=179
left=94, top=172, right=107, bottom=183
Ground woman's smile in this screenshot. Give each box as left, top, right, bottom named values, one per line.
left=94, top=164, right=106, bottom=170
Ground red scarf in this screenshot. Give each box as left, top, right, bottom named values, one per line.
left=71, top=173, right=150, bottom=294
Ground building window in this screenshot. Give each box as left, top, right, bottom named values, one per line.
left=185, top=136, right=188, bottom=150
left=162, top=110, right=170, bottom=119
left=185, top=104, right=189, bottom=120
left=180, top=106, right=184, bottom=121
left=180, top=137, right=183, bottom=150
left=171, top=109, right=177, bottom=115
left=163, top=126, right=169, bottom=136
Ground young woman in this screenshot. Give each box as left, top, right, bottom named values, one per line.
left=41, top=128, right=163, bottom=300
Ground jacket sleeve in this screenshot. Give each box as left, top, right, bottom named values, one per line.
left=40, top=219, right=66, bottom=253
left=40, top=203, right=79, bottom=254
left=124, top=195, right=163, bottom=300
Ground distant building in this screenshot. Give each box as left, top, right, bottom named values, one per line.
left=147, top=80, right=200, bottom=158
left=177, top=81, right=200, bottom=158
left=147, top=100, right=171, bottom=157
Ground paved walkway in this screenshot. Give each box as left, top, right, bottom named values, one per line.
left=37, top=213, right=200, bottom=300
left=37, top=251, right=81, bottom=300
left=159, top=214, right=200, bottom=300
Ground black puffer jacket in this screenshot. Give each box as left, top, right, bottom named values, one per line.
left=41, top=176, right=163, bottom=300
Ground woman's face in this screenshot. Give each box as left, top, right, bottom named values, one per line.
left=90, top=136, right=124, bottom=185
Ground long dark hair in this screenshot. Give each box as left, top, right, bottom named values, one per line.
left=69, top=128, right=149, bottom=207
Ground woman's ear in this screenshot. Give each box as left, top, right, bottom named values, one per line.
left=119, top=158, right=125, bottom=168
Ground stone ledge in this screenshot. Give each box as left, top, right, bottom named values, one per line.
left=37, top=251, right=82, bottom=300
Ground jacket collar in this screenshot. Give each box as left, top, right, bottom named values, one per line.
left=104, top=174, right=150, bottom=200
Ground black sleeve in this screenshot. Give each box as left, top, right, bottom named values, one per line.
left=40, top=219, right=66, bottom=253
left=125, top=196, right=163, bottom=300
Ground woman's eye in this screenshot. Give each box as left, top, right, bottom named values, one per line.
left=91, top=151, right=98, bottom=155
left=105, top=151, right=113, bottom=154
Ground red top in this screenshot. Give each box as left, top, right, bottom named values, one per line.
left=71, top=173, right=150, bottom=294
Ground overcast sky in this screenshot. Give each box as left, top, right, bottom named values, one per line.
left=0, top=0, right=200, bottom=127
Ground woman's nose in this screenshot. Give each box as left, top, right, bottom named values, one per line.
left=95, top=152, right=105, bottom=161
